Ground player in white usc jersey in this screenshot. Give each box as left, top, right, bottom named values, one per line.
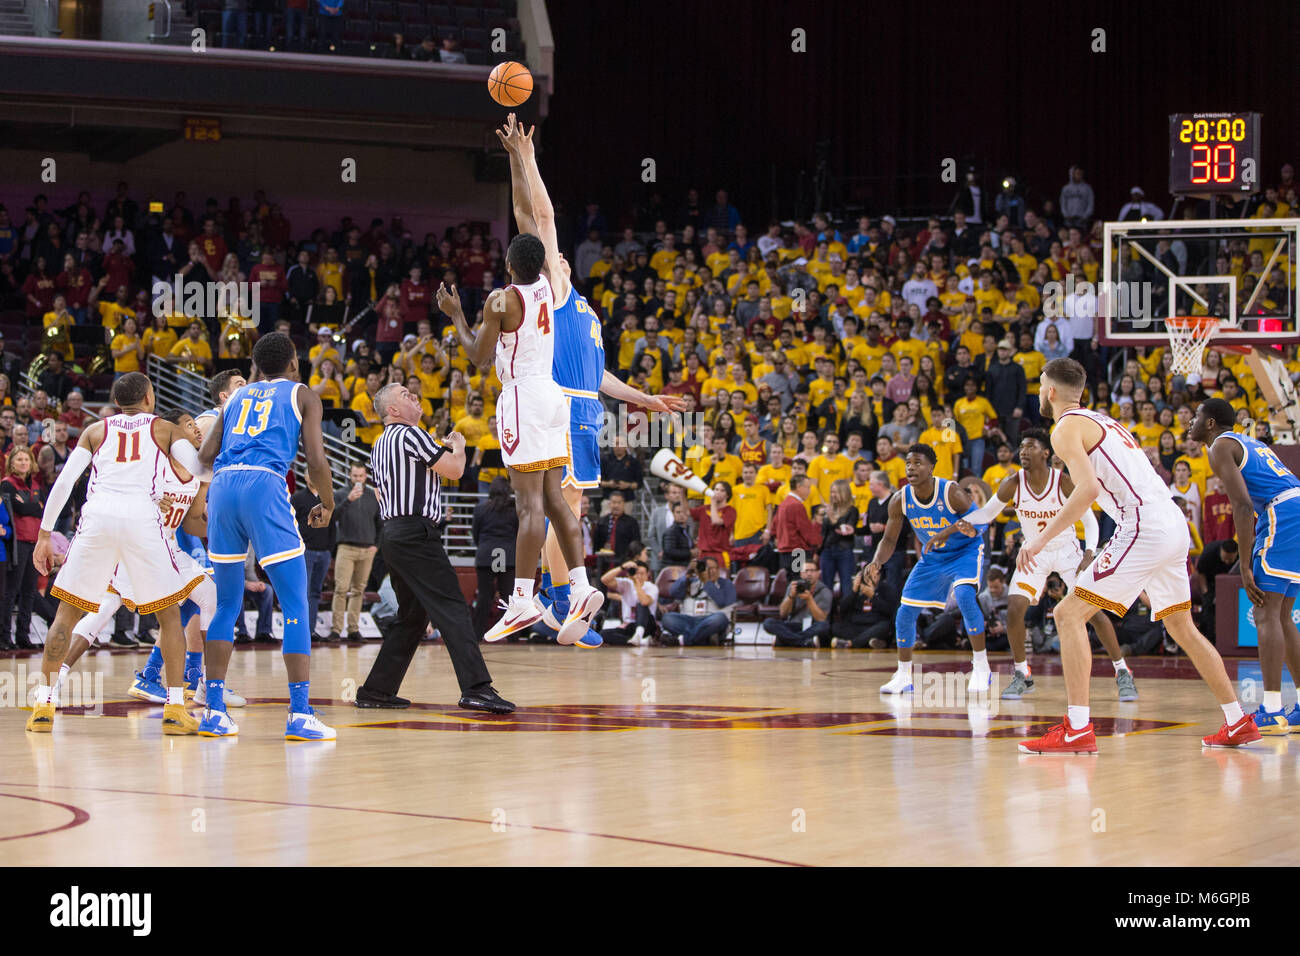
left=927, top=428, right=1139, bottom=701
left=1017, top=358, right=1258, bottom=753
left=54, top=409, right=246, bottom=708
left=26, top=372, right=210, bottom=736
left=495, top=114, right=685, bottom=647
left=437, top=222, right=602, bottom=647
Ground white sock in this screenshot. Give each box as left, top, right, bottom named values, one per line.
left=35, top=684, right=52, bottom=705
left=513, top=578, right=534, bottom=603
left=1222, top=701, right=1245, bottom=725
left=1112, top=658, right=1127, bottom=673
left=972, top=650, right=988, bottom=671
left=897, top=660, right=913, bottom=678
left=1263, top=691, right=1282, bottom=713
left=568, top=568, right=589, bottom=590
left=167, top=686, right=184, bottom=706
left=1014, top=660, right=1030, bottom=676
left=56, top=663, right=70, bottom=691
left=1067, top=705, right=1090, bottom=730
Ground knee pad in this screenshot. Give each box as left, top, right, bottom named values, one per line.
left=895, top=602, right=922, bottom=649
left=191, top=575, right=217, bottom=631
left=954, top=584, right=984, bottom=635
left=73, top=593, right=122, bottom=645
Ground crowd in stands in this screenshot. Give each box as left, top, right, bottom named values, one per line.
left=203, top=1, right=523, bottom=64
left=0, top=158, right=1297, bottom=653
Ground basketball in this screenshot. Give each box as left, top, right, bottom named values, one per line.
left=488, top=61, right=532, bottom=108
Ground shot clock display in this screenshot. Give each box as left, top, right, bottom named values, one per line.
left=1169, top=112, right=1260, bottom=194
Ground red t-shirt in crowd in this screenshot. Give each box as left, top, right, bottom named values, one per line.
left=690, top=503, right=736, bottom=562
left=1202, top=491, right=1233, bottom=543
left=250, top=263, right=286, bottom=304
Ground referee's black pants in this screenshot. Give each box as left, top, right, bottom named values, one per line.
left=363, top=517, right=493, bottom=696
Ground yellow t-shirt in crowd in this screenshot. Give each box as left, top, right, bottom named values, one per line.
left=954, top=395, right=996, bottom=441
left=918, top=426, right=962, bottom=480
left=110, top=333, right=141, bottom=373
left=350, top=391, right=383, bottom=445
left=731, top=481, right=771, bottom=540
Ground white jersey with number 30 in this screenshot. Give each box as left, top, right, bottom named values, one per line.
left=1058, top=407, right=1175, bottom=522
left=496, top=274, right=555, bottom=387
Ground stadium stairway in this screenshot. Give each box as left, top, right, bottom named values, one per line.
left=0, top=0, right=36, bottom=38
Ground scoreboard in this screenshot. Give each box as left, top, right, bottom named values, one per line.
left=1168, top=111, right=1260, bottom=195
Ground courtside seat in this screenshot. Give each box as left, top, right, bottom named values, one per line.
left=759, top=569, right=788, bottom=618
left=655, top=565, right=686, bottom=613
left=732, top=565, right=770, bottom=621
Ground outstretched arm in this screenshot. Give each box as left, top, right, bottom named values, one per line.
left=926, top=475, right=1015, bottom=551
left=437, top=282, right=501, bottom=371
left=509, top=122, right=570, bottom=302
left=599, top=370, right=686, bottom=414
left=496, top=114, right=539, bottom=237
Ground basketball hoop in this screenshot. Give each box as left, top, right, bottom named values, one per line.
left=1165, top=317, right=1221, bottom=377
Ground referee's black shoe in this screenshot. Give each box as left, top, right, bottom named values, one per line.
left=354, top=687, right=410, bottom=709
left=458, top=686, right=516, bottom=714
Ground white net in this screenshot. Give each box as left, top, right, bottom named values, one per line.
left=1165, top=318, right=1220, bottom=377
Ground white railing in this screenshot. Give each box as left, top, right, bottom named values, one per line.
left=145, top=354, right=369, bottom=482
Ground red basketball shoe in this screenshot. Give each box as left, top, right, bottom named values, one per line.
left=1201, top=713, right=1263, bottom=748
left=1018, top=717, right=1099, bottom=755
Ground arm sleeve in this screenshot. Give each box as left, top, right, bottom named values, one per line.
left=1080, top=505, right=1099, bottom=552
left=39, top=445, right=93, bottom=532
left=966, top=493, right=1010, bottom=527
left=170, top=438, right=208, bottom=481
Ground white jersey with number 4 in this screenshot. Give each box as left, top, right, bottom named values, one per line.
left=493, top=272, right=570, bottom=471
left=1057, top=407, right=1175, bottom=522
left=496, top=274, right=555, bottom=387
left=1014, top=468, right=1080, bottom=556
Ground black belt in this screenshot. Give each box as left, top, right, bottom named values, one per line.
left=384, top=515, right=446, bottom=531
left=338, top=540, right=376, bottom=547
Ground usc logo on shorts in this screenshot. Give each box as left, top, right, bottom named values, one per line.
left=501, top=427, right=515, bottom=445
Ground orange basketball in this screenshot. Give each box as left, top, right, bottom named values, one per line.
left=488, top=61, right=533, bottom=108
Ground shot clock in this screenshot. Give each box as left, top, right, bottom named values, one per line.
left=1168, top=111, right=1260, bottom=194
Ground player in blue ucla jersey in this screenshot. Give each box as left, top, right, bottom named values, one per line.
left=1195, top=398, right=1300, bottom=734
left=196, top=333, right=336, bottom=739
left=496, top=114, right=685, bottom=647
left=865, top=443, right=990, bottom=695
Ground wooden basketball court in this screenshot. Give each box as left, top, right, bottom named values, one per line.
left=1, top=644, right=1295, bottom=866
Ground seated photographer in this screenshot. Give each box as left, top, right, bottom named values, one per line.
left=831, top=561, right=899, bottom=649
left=661, top=556, right=737, bottom=646
left=599, top=559, right=660, bottom=646
left=762, top=556, right=832, bottom=647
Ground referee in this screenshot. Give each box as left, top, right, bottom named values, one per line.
left=357, top=383, right=515, bottom=713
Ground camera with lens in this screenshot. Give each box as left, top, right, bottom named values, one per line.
left=794, top=580, right=809, bottom=594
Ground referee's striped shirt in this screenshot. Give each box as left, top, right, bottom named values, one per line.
left=369, top=423, right=449, bottom=522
